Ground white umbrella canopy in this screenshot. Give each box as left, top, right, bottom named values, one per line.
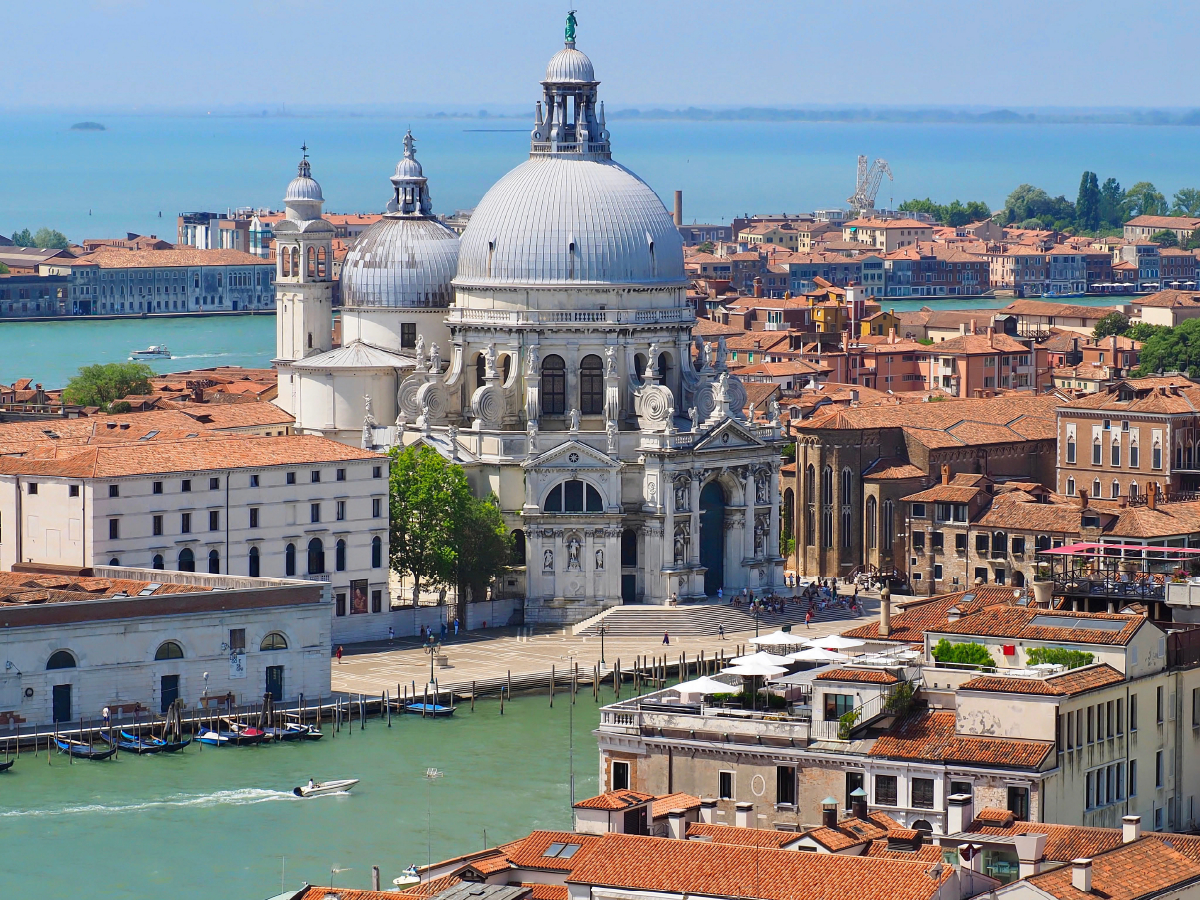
left=672, top=675, right=743, bottom=696
left=731, top=650, right=793, bottom=666
left=749, top=631, right=803, bottom=647
left=722, top=663, right=788, bottom=678
left=804, top=634, right=866, bottom=651
left=788, top=646, right=850, bottom=663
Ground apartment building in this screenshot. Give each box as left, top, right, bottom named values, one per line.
left=921, top=330, right=1040, bottom=394
left=0, top=274, right=69, bottom=317
left=998, top=300, right=1127, bottom=337
left=1124, top=215, right=1200, bottom=243
left=1133, top=290, right=1200, bottom=327
left=843, top=219, right=933, bottom=252
left=177, top=211, right=251, bottom=252
left=0, top=434, right=393, bottom=643
left=1157, top=248, right=1197, bottom=288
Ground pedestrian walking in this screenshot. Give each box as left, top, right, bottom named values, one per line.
left=718, top=623, right=725, bottom=640
left=453, top=617, right=460, bottom=636
left=336, top=645, right=344, bottom=664
left=663, top=632, right=670, bottom=645
left=388, top=626, right=395, bottom=643
left=805, top=607, right=813, bottom=629
left=440, top=620, right=447, bottom=641
left=717, top=587, right=723, bottom=602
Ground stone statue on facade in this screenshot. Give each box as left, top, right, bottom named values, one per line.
left=689, top=406, right=700, bottom=432
left=527, top=419, right=539, bottom=455
left=447, top=424, right=459, bottom=461
left=429, top=342, right=441, bottom=374
left=566, top=536, right=582, bottom=571
left=484, top=342, right=498, bottom=378
left=756, top=472, right=769, bottom=506
left=754, top=513, right=768, bottom=556
left=415, top=334, right=426, bottom=370
left=544, top=548, right=554, bottom=571
left=566, top=9, right=577, bottom=42
left=674, top=478, right=689, bottom=512
left=768, top=397, right=781, bottom=425
left=715, top=335, right=728, bottom=369
left=606, top=418, right=618, bottom=455
left=693, top=336, right=707, bottom=371
left=645, top=343, right=660, bottom=380
left=595, top=548, right=604, bottom=571
left=569, top=407, right=581, bottom=433
left=605, top=345, right=617, bottom=377
left=673, top=522, right=689, bottom=566
left=525, top=343, right=540, bottom=376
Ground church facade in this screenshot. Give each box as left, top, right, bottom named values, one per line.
left=277, top=28, right=785, bottom=625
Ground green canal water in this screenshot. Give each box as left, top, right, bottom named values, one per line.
left=0, top=691, right=604, bottom=899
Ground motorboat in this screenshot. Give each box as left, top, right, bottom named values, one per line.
left=197, top=726, right=262, bottom=747
left=292, top=778, right=359, bottom=798
left=393, top=866, right=420, bottom=887
left=130, top=345, right=171, bottom=359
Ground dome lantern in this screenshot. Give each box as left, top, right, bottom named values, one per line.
left=529, top=13, right=609, bottom=160
left=283, top=144, right=325, bottom=221
left=387, top=130, right=434, bottom=217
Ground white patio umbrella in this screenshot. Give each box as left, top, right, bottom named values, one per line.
left=722, top=663, right=789, bottom=678
left=731, top=650, right=793, bottom=666
left=788, top=646, right=850, bottom=663
left=749, top=630, right=803, bottom=647
left=672, top=675, right=742, bottom=697
left=803, top=634, right=866, bottom=651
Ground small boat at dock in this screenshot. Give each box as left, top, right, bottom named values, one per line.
left=0, top=759, right=13, bottom=772
left=101, top=731, right=163, bottom=754
left=293, top=778, right=358, bottom=798
left=404, top=702, right=456, bottom=717
left=264, top=722, right=322, bottom=742
left=54, top=737, right=117, bottom=760
left=130, top=344, right=171, bottom=359
left=118, top=730, right=191, bottom=753
left=197, top=725, right=262, bottom=747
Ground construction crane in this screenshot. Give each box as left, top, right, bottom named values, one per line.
left=847, top=155, right=893, bottom=213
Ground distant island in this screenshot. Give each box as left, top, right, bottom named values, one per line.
left=70, top=121, right=105, bottom=131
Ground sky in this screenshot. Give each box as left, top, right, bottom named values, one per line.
left=6, top=0, right=1200, bottom=112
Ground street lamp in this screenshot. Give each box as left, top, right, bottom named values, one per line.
left=423, top=636, right=441, bottom=688
left=597, top=624, right=607, bottom=665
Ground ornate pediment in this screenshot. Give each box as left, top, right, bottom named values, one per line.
left=522, top=438, right=621, bottom=472
left=692, top=418, right=765, bottom=452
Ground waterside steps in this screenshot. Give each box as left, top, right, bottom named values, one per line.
left=574, top=600, right=866, bottom=637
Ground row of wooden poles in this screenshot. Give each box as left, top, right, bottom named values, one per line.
left=2, top=645, right=751, bottom=758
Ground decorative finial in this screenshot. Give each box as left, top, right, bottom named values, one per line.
left=565, top=9, right=577, bottom=45
left=301, top=142, right=309, bottom=159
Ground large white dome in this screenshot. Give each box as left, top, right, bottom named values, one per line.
left=341, top=217, right=460, bottom=308
left=454, top=156, right=685, bottom=289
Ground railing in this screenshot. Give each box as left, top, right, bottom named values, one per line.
left=447, top=308, right=695, bottom=327
left=531, top=140, right=611, bottom=156
left=302, top=573, right=332, bottom=583
left=808, top=679, right=915, bottom=742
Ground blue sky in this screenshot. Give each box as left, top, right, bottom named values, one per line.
left=7, top=0, right=1200, bottom=110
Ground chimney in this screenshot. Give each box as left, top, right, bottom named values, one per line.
left=1078, top=488, right=1089, bottom=509
left=372, top=866, right=381, bottom=891
left=1072, top=859, right=1093, bottom=893
left=700, top=798, right=717, bottom=824
left=947, top=793, right=974, bottom=835
left=941, top=464, right=951, bottom=485
left=754, top=277, right=763, bottom=298
left=850, top=787, right=869, bottom=820
left=1148, top=482, right=1158, bottom=510
left=849, top=389, right=859, bottom=402
left=820, top=797, right=838, bottom=829
left=879, top=586, right=892, bottom=637
left=970, top=318, right=977, bottom=334
left=960, top=322, right=968, bottom=336
left=1122, top=815, right=1142, bottom=844
left=1014, top=832, right=1048, bottom=878
left=668, top=809, right=687, bottom=839
left=736, top=801, right=754, bottom=829
left=674, top=190, right=683, bottom=227
left=946, top=604, right=962, bottom=623
left=889, top=327, right=897, bottom=344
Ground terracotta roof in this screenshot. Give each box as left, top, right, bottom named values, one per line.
left=802, top=812, right=900, bottom=852
left=573, top=789, right=654, bottom=811
left=1001, top=300, right=1124, bottom=320
left=71, top=247, right=270, bottom=268
left=862, top=458, right=926, bottom=481
left=0, top=571, right=210, bottom=606
left=959, top=664, right=1125, bottom=696
left=506, top=831, right=602, bottom=872
left=566, top=832, right=951, bottom=900
left=523, top=886, right=568, bottom=900
left=927, top=332, right=1030, bottom=355
left=814, top=668, right=899, bottom=685
left=869, top=710, right=1054, bottom=769
left=1061, top=379, right=1200, bottom=413
left=930, top=606, right=1148, bottom=646
left=1125, top=214, right=1200, bottom=229
left=653, top=792, right=703, bottom=818
left=1028, top=838, right=1200, bottom=900
left=842, top=586, right=1021, bottom=643
left=685, top=823, right=801, bottom=848
left=975, top=496, right=1084, bottom=533
left=900, top=484, right=983, bottom=503
left=1104, top=501, right=1200, bottom=539
left=1135, top=289, right=1200, bottom=309
left=864, top=840, right=945, bottom=863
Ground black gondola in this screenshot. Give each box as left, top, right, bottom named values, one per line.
left=0, top=759, right=13, bottom=772
left=55, top=737, right=118, bottom=760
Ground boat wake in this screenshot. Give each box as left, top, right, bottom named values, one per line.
left=0, top=787, right=295, bottom=818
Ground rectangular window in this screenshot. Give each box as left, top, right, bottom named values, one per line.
left=373, top=466, right=382, bottom=479
left=912, top=531, right=925, bottom=550
left=400, top=323, right=416, bottom=349
left=181, top=512, right=191, bottom=533
left=874, top=775, right=898, bottom=806
left=336, top=468, right=346, bottom=482
left=286, top=472, right=296, bottom=485
left=846, top=772, right=865, bottom=810
left=1008, top=786, right=1029, bottom=822
left=1087, top=706, right=1095, bottom=743
left=1112, top=443, right=1121, bottom=467
left=181, top=479, right=191, bottom=492
left=109, top=484, right=120, bottom=498
left=1067, top=440, right=1077, bottom=464
left=229, top=628, right=246, bottom=652
left=152, top=515, right=163, bottom=536
left=911, top=778, right=935, bottom=809
left=311, top=470, right=321, bottom=483
left=310, top=503, right=320, bottom=523
left=1117, top=698, right=1124, bottom=735
left=1093, top=442, right=1102, bottom=465
left=1153, top=446, right=1163, bottom=469
left=912, top=503, right=926, bottom=518
left=209, top=510, right=219, bottom=531
left=1131, top=444, right=1139, bottom=467
left=612, top=760, right=630, bottom=791
left=153, top=481, right=163, bottom=494
left=1156, top=750, right=1164, bottom=788
left=69, top=485, right=79, bottom=497
left=956, top=533, right=967, bottom=552
left=976, top=534, right=989, bottom=553
left=1087, top=770, right=1096, bottom=809
left=1131, top=693, right=1138, bottom=732
left=372, top=498, right=382, bottom=518
left=777, top=766, right=797, bottom=806
left=934, top=564, right=943, bottom=579
left=1158, top=686, right=1165, bottom=724
left=250, top=473, right=259, bottom=488
left=249, top=508, right=259, bottom=529
left=26, top=482, right=37, bottom=494
left=1107, top=700, right=1115, bottom=738
left=371, top=589, right=382, bottom=613
left=718, top=770, right=734, bottom=800
left=336, top=500, right=346, bottom=522
left=108, top=518, right=119, bottom=540
left=335, top=592, right=346, bottom=617
left=824, top=693, right=855, bottom=721
left=209, top=477, right=220, bottom=490
left=1131, top=759, right=1138, bottom=796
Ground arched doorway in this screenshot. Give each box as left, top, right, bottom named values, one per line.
left=699, top=481, right=726, bottom=596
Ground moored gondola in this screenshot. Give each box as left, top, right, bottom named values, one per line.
left=54, top=737, right=117, bottom=761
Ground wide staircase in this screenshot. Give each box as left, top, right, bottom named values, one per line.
left=574, top=600, right=871, bottom=637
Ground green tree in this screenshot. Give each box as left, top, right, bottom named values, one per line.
left=898, top=197, right=990, bottom=226
left=1092, top=311, right=1130, bottom=339
left=454, top=491, right=511, bottom=620
left=1126, top=322, right=1163, bottom=342
left=32, top=227, right=69, bottom=250
left=1099, top=177, right=1126, bottom=227
left=1151, top=229, right=1180, bottom=248
left=1173, top=187, right=1200, bottom=217
left=1076, top=171, right=1101, bottom=232
left=1025, top=647, right=1095, bottom=669
left=1133, top=317, right=1200, bottom=376
left=10, top=228, right=33, bottom=247
left=62, top=361, right=154, bottom=409
left=0, top=263, right=8, bottom=275
left=1126, top=181, right=1168, bottom=218
left=697, top=241, right=714, bottom=254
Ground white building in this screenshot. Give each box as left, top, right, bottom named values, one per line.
left=0, top=434, right=392, bottom=643
left=0, top=565, right=329, bottom=728
left=279, top=32, right=786, bottom=625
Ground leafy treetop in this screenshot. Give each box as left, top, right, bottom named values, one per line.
left=62, top=362, right=154, bottom=410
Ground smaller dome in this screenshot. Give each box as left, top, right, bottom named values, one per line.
left=394, top=155, right=423, bottom=179
left=545, top=46, right=594, bottom=83
left=284, top=157, right=324, bottom=203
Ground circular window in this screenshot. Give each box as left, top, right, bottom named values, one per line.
left=568, top=452, right=580, bottom=463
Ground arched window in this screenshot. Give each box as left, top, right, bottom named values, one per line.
left=1092, top=479, right=1101, bottom=499
left=805, top=464, right=816, bottom=547
left=865, top=496, right=877, bottom=550
left=208, top=549, right=220, bottom=574
left=621, top=528, right=638, bottom=566
left=285, top=543, right=296, bottom=576
left=881, top=499, right=894, bottom=551
left=1112, top=436, right=1122, bottom=468
left=1112, top=480, right=1120, bottom=499
left=109, top=557, right=120, bottom=566
left=541, top=354, right=566, bottom=415
left=840, top=468, right=852, bottom=505
left=155, top=641, right=184, bottom=660
left=511, top=530, right=526, bottom=565
left=371, top=535, right=382, bottom=569
left=281, top=247, right=291, bottom=278
left=178, top=547, right=195, bottom=572
left=317, top=246, right=327, bottom=279
left=544, top=480, right=603, bottom=513
left=306, top=245, right=316, bottom=278
left=992, top=532, right=1007, bottom=556
left=1129, top=481, right=1139, bottom=500
left=1066, top=434, right=1076, bottom=463
left=1013, top=571, right=1025, bottom=587
left=820, top=466, right=834, bottom=549
left=336, top=539, right=347, bottom=572
left=248, top=546, right=260, bottom=577
left=47, top=650, right=77, bottom=670
left=307, top=538, right=325, bottom=575
left=580, top=354, right=604, bottom=414
left=152, top=553, right=164, bottom=570
left=260, top=632, right=288, bottom=651
left=290, top=246, right=299, bottom=277
left=1066, top=477, right=1075, bottom=496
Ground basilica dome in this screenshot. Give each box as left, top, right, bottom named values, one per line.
left=340, top=131, right=460, bottom=309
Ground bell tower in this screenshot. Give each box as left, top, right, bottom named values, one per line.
left=274, top=146, right=336, bottom=414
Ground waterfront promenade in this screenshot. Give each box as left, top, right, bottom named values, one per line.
left=330, top=600, right=877, bottom=698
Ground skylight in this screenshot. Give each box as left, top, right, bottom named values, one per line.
left=1028, top=614, right=1127, bottom=632
left=542, top=843, right=581, bottom=859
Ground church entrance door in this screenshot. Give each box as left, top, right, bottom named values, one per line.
left=699, top=481, right=726, bottom=596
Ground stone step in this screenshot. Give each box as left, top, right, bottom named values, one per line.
left=576, top=603, right=867, bottom=636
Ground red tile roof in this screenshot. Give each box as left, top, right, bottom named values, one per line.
left=869, top=710, right=1054, bottom=769
left=506, top=831, right=602, bottom=872
left=685, top=823, right=801, bottom=848
left=653, top=792, right=703, bottom=818
left=814, top=668, right=899, bottom=685
left=930, top=605, right=1146, bottom=646
left=573, top=790, right=654, bottom=811
left=841, top=586, right=1020, bottom=643
left=1028, top=838, right=1200, bottom=900
left=959, top=664, right=1124, bottom=697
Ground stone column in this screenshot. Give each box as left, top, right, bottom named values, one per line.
left=689, top=473, right=701, bottom=566
left=741, top=468, right=756, bottom=563
left=768, top=464, right=782, bottom=587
